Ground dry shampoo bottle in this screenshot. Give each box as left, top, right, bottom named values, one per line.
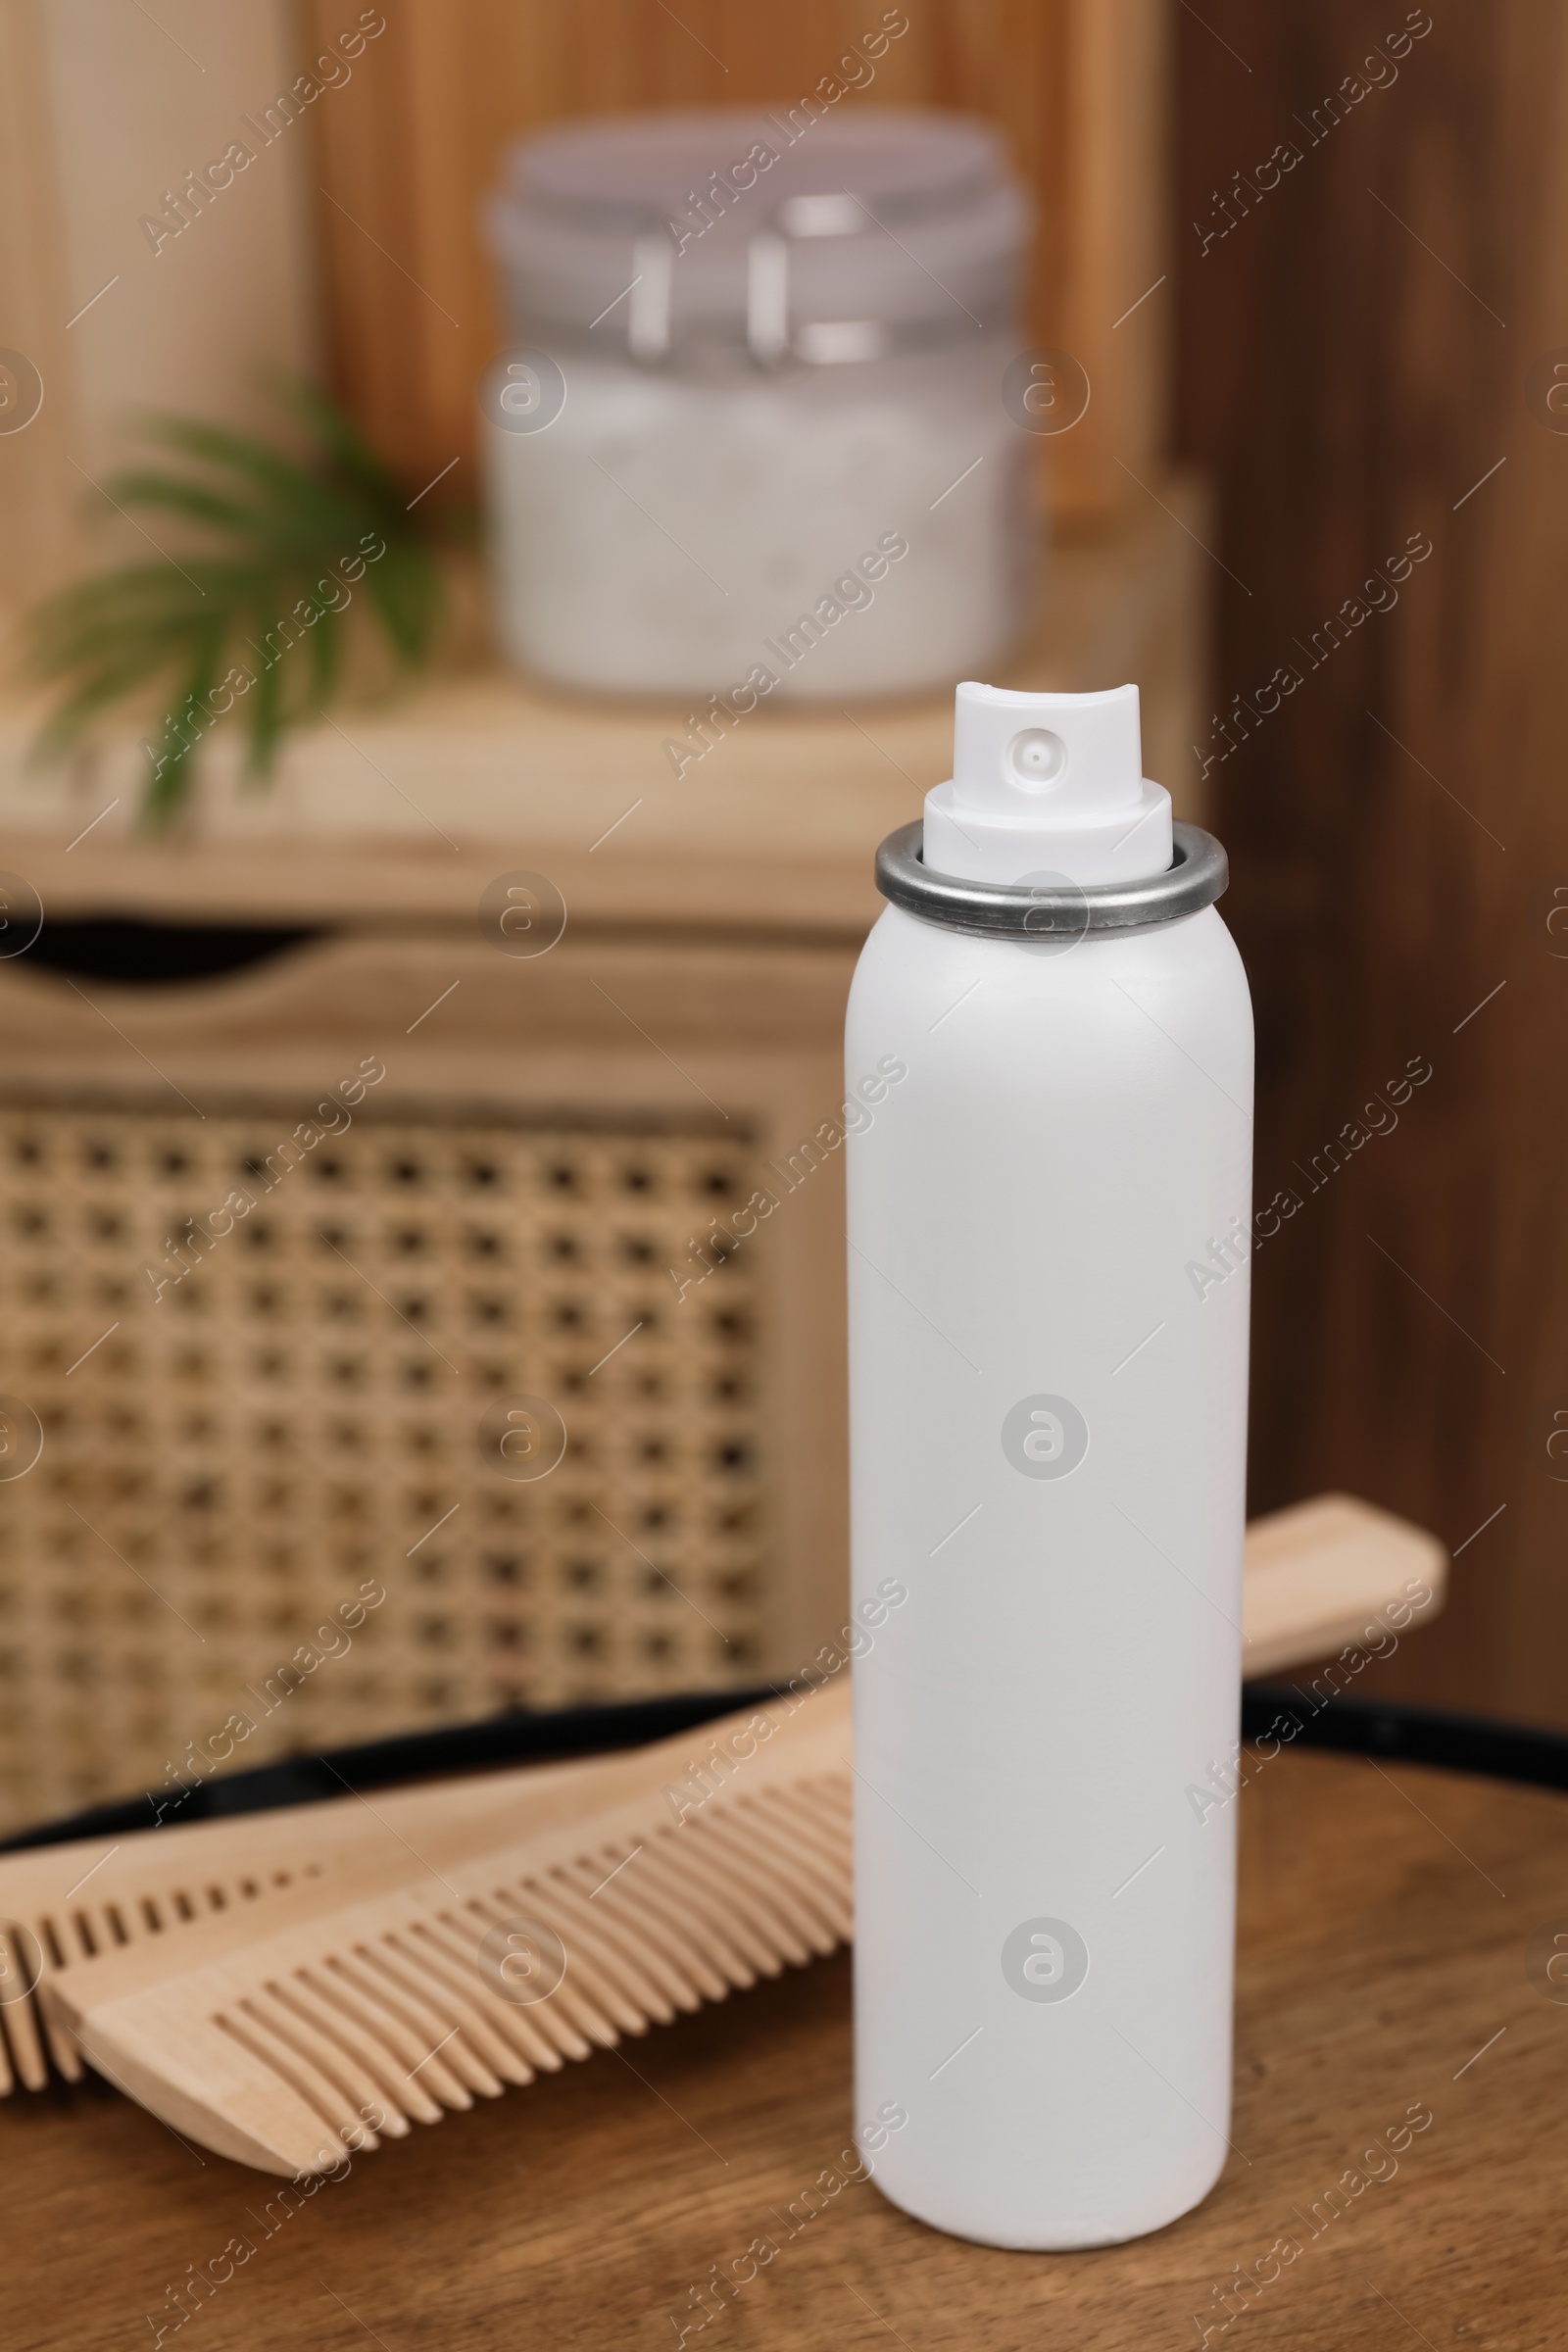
left=847, top=681, right=1253, bottom=2249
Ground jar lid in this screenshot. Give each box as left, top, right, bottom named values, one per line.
left=486, top=107, right=1028, bottom=358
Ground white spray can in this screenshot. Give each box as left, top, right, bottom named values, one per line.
left=847, top=681, right=1253, bottom=2250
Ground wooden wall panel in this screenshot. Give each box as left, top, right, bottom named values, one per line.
left=1176, top=2, right=1568, bottom=1725
left=0, top=0, right=80, bottom=600
left=0, top=0, right=318, bottom=603
left=301, top=0, right=1167, bottom=520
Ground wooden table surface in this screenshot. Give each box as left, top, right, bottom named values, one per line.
left=6, top=1743, right=1565, bottom=2351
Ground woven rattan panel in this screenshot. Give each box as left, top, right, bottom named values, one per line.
left=0, top=1095, right=766, bottom=1832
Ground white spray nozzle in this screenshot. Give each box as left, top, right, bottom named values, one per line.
left=923, top=681, right=1173, bottom=888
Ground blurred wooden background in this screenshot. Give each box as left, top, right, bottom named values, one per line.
left=0, top=0, right=1208, bottom=1821
left=1176, top=1, right=1568, bottom=1725
left=6, top=0, right=1566, bottom=1741
left=301, top=0, right=1169, bottom=521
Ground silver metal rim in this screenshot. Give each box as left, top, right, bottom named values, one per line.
left=874, top=819, right=1229, bottom=939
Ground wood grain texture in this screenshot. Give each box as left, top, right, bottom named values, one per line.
left=1175, top=4, right=1568, bottom=1727
left=301, top=0, right=1168, bottom=520
left=2, top=1744, right=1560, bottom=2345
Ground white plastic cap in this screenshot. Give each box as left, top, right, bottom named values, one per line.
left=922, top=682, right=1174, bottom=887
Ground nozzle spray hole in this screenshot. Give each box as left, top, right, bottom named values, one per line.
left=1007, top=728, right=1067, bottom=789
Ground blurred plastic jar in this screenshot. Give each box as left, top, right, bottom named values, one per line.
left=482, top=107, right=1034, bottom=701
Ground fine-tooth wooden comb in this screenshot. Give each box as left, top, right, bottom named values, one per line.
left=17, top=1493, right=1446, bottom=2152
left=0, top=1750, right=620, bottom=2096
left=44, top=1684, right=854, bottom=2175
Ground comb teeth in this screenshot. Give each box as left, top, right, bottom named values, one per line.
left=0, top=1876, right=296, bottom=2092
left=44, top=1690, right=857, bottom=2175
left=0, top=1733, right=710, bottom=2096
left=0, top=1838, right=376, bottom=2097
left=6, top=1783, right=853, bottom=2109
left=0, top=1927, right=49, bottom=2091
left=1, top=1495, right=1441, bottom=2098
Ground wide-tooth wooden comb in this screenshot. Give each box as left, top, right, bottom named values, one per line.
left=44, top=1684, right=853, bottom=2174
left=15, top=1493, right=1446, bottom=2133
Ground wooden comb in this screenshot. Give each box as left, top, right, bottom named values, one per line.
left=44, top=1682, right=852, bottom=2175
left=0, top=1748, right=618, bottom=2095
left=33, top=1495, right=1447, bottom=2173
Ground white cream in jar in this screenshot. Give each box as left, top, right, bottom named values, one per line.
left=482, top=108, right=1034, bottom=702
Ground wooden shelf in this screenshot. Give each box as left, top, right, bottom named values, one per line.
left=0, top=478, right=1210, bottom=936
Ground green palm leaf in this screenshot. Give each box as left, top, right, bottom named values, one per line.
left=23, top=383, right=446, bottom=828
